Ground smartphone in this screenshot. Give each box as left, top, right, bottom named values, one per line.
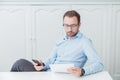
left=32, top=59, right=45, bottom=66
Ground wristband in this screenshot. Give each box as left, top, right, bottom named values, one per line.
left=81, top=68, right=85, bottom=76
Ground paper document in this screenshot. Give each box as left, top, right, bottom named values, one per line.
left=49, top=64, right=74, bottom=73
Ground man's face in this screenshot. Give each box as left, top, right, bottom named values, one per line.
left=63, top=16, right=80, bottom=38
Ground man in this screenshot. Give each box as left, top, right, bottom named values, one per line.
left=11, top=10, right=104, bottom=76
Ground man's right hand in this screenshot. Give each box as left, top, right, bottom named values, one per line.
left=33, top=62, right=44, bottom=71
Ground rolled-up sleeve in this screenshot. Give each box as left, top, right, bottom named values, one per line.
left=83, top=39, right=104, bottom=75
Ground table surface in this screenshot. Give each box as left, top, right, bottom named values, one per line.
left=0, top=71, right=112, bottom=80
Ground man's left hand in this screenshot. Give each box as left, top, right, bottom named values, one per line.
left=67, top=67, right=82, bottom=76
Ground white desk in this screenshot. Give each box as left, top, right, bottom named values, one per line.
left=0, top=71, right=112, bottom=80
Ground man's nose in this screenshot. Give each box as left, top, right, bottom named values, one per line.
left=67, top=27, right=72, bottom=31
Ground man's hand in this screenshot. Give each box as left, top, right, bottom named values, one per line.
left=67, top=67, right=82, bottom=76
left=33, top=61, right=44, bottom=71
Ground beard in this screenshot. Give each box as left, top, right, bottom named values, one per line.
left=67, top=31, right=78, bottom=38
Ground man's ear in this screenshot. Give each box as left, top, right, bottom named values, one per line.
left=79, top=23, right=81, bottom=26
left=78, top=23, right=81, bottom=28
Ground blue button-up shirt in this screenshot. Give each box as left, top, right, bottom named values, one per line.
left=44, top=31, right=104, bottom=75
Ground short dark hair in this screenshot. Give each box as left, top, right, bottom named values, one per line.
left=63, top=10, right=80, bottom=24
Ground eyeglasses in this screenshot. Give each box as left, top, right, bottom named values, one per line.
left=63, top=24, right=78, bottom=29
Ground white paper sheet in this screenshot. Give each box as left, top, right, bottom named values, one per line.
left=49, top=64, right=74, bottom=73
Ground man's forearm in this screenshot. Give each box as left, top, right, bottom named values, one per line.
left=83, top=62, right=104, bottom=76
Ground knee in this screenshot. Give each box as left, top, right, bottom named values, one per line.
left=14, top=59, right=28, bottom=65
left=17, top=59, right=27, bottom=63
left=12, top=59, right=28, bottom=68
left=10, top=58, right=28, bottom=71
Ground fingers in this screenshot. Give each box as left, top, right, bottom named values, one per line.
left=33, top=62, right=44, bottom=71
left=67, top=67, right=82, bottom=76
left=34, top=65, right=44, bottom=71
left=39, top=60, right=43, bottom=66
left=68, top=67, right=78, bottom=71
left=32, top=59, right=44, bottom=71
left=33, top=62, right=38, bottom=66
left=67, top=67, right=77, bottom=74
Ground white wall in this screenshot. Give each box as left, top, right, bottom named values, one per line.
left=0, top=0, right=120, bottom=2
left=0, top=2, right=120, bottom=80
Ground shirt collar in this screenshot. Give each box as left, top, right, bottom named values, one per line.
left=63, top=31, right=82, bottom=40
left=56, top=31, right=83, bottom=46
